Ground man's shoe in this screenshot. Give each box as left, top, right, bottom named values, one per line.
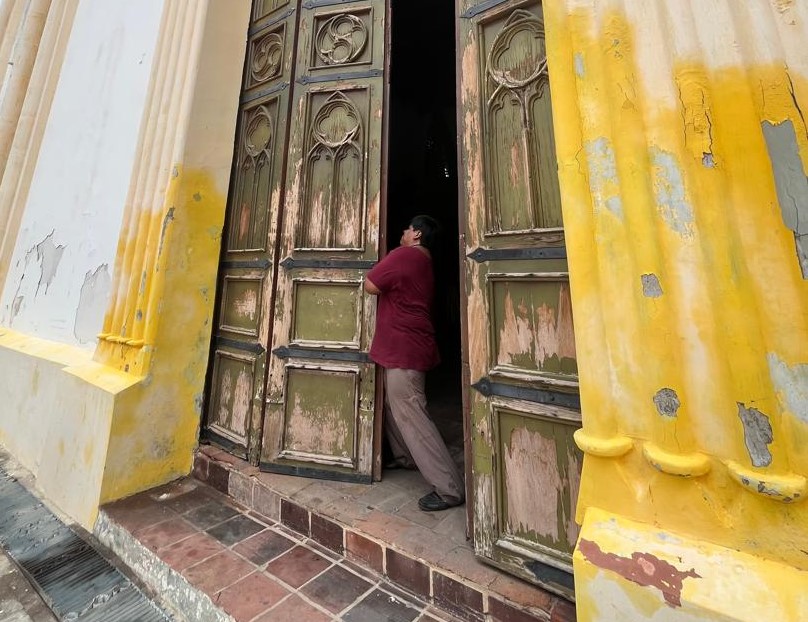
left=385, top=459, right=416, bottom=470
left=418, top=491, right=462, bottom=512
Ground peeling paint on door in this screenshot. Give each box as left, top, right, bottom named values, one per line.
left=504, top=427, right=564, bottom=541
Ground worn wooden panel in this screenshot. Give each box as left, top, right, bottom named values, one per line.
left=495, top=406, right=582, bottom=562
left=220, top=275, right=264, bottom=337
left=297, top=88, right=369, bottom=250
left=292, top=280, right=362, bottom=346
left=208, top=350, right=259, bottom=446
left=260, top=0, right=386, bottom=483
left=282, top=366, right=359, bottom=465
left=458, top=0, right=579, bottom=597
left=204, top=1, right=299, bottom=461
left=254, top=0, right=290, bottom=22
left=480, top=6, right=562, bottom=234
left=489, top=275, right=576, bottom=378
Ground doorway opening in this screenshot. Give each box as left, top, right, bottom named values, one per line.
left=384, top=1, right=464, bottom=484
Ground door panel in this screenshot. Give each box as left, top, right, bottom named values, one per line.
left=205, top=2, right=300, bottom=461
left=259, top=0, right=387, bottom=483
left=458, top=0, right=581, bottom=599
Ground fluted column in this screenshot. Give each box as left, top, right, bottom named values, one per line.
left=96, top=0, right=208, bottom=375
left=0, top=0, right=77, bottom=292
left=545, top=0, right=808, bottom=606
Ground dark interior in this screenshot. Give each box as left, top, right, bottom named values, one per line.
left=385, top=1, right=464, bottom=467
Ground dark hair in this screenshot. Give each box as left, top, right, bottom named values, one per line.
left=410, top=215, right=440, bottom=250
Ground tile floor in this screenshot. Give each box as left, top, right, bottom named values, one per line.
left=103, top=478, right=459, bottom=622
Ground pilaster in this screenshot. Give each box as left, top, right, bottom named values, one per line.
left=545, top=0, right=808, bottom=618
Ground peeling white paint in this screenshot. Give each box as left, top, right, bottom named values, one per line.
left=0, top=0, right=163, bottom=347
left=585, top=137, right=623, bottom=219
left=651, top=148, right=695, bottom=238
left=574, top=52, right=586, bottom=77
left=73, top=264, right=111, bottom=344
left=768, top=353, right=808, bottom=424
left=642, top=273, right=664, bottom=298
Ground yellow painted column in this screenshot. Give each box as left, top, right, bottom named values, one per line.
left=91, top=0, right=251, bottom=504
left=545, top=0, right=808, bottom=619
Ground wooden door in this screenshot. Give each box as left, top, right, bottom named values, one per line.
left=259, top=0, right=387, bottom=483
left=205, top=1, right=299, bottom=462
left=457, top=0, right=582, bottom=599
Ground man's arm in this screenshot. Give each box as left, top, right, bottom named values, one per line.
left=364, top=277, right=381, bottom=295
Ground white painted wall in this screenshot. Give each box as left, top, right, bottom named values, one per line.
left=0, top=0, right=164, bottom=347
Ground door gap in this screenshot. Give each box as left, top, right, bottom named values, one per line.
left=383, top=0, right=464, bottom=502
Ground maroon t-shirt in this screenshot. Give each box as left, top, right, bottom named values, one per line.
left=367, top=246, right=440, bottom=371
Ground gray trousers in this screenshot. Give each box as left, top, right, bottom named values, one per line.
left=384, top=368, right=465, bottom=504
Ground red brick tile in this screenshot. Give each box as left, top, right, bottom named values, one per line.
left=233, top=529, right=295, bottom=566
left=489, top=574, right=556, bottom=614
left=355, top=510, right=414, bottom=543
left=281, top=499, right=310, bottom=536
left=489, top=598, right=552, bottom=622
left=229, top=471, right=254, bottom=508
left=301, top=565, right=373, bottom=614
left=192, top=453, right=209, bottom=481
left=104, top=495, right=177, bottom=533
left=550, top=599, right=576, bottom=622
left=165, top=487, right=216, bottom=515
left=438, top=546, right=498, bottom=588
left=253, top=485, right=281, bottom=521
left=433, top=573, right=484, bottom=619
left=159, top=532, right=225, bottom=572
left=183, top=550, right=254, bottom=594
left=208, top=460, right=231, bottom=493
left=311, top=514, right=344, bottom=554
left=254, top=594, right=331, bottom=622
left=214, top=572, right=289, bottom=622
left=135, top=517, right=199, bottom=551
left=210, top=450, right=246, bottom=468
left=386, top=549, right=430, bottom=599
left=265, top=545, right=331, bottom=589
left=346, top=532, right=383, bottom=574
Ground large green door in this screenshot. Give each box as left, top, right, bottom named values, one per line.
left=205, top=1, right=299, bottom=462
left=457, top=0, right=582, bottom=599
left=259, top=0, right=388, bottom=482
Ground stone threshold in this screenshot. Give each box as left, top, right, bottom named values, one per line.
left=193, top=446, right=575, bottom=622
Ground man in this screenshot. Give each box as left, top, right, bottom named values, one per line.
left=364, top=215, right=465, bottom=512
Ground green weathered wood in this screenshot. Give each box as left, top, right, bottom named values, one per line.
left=259, top=0, right=387, bottom=482
left=458, top=0, right=581, bottom=596
left=204, top=1, right=299, bottom=462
